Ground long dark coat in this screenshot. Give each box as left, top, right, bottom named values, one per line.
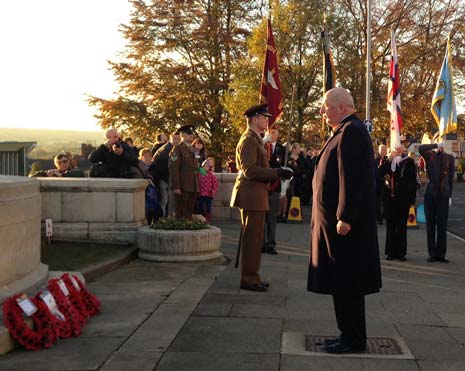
left=307, top=115, right=382, bottom=296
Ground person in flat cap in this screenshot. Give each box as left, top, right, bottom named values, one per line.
left=419, top=132, right=454, bottom=263
left=169, top=124, right=199, bottom=219
left=230, top=103, right=293, bottom=292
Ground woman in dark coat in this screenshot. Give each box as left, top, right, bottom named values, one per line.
left=307, top=88, right=381, bottom=354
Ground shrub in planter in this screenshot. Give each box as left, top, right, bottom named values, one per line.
left=151, top=217, right=209, bottom=231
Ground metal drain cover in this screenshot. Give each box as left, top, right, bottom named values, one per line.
left=306, top=335, right=403, bottom=355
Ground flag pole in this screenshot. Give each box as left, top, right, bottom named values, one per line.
left=366, top=0, right=372, bottom=122
left=284, top=83, right=296, bottom=165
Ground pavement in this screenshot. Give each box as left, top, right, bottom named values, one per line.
left=1, top=201, right=465, bottom=371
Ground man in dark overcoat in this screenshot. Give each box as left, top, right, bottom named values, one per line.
left=230, top=103, right=292, bottom=292
left=307, top=88, right=382, bottom=354
left=419, top=133, right=455, bottom=263
left=169, top=125, right=199, bottom=219
left=379, top=146, right=417, bottom=260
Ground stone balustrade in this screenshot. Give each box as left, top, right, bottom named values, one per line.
left=211, top=173, right=240, bottom=221
left=0, top=176, right=48, bottom=302
left=38, top=178, right=148, bottom=244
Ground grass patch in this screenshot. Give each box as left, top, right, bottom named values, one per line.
left=41, top=241, right=131, bottom=271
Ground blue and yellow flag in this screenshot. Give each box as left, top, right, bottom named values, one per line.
left=431, top=37, right=457, bottom=138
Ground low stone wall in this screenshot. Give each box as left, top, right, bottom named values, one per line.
left=0, top=176, right=48, bottom=302
left=38, top=178, right=148, bottom=244
left=211, top=173, right=240, bottom=221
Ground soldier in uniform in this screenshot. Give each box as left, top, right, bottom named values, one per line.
left=230, top=103, right=292, bottom=292
left=419, top=133, right=455, bottom=263
left=169, top=125, right=199, bottom=219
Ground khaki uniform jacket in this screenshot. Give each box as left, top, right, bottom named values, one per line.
left=230, top=129, right=278, bottom=211
left=169, top=141, right=199, bottom=192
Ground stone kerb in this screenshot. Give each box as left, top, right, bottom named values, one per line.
left=137, top=225, right=222, bottom=262
left=0, top=176, right=48, bottom=302
left=38, top=178, right=147, bottom=244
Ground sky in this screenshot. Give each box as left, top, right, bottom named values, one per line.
left=0, top=0, right=132, bottom=132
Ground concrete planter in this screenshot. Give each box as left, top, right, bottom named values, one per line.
left=137, top=225, right=222, bottom=262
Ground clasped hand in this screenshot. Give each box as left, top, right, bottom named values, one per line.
left=336, top=220, right=351, bottom=236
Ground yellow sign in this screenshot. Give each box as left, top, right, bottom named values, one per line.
left=407, top=205, right=418, bottom=228
left=287, top=196, right=302, bottom=222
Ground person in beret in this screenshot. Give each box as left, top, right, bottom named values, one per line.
left=169, top=125, right=199, bottom=219
left=230, top=103, right=293, bottom=292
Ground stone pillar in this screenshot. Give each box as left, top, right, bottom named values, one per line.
left=0, top=176, right=48, bottom=301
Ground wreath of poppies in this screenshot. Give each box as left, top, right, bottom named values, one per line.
left=34, top=291, right=72, bottom=339
left=47, top=279, right=86, bottom=336
left=61, top=274, right=90, bottom=323
left=71, top=274, right=101, bottom=316
left=2, top=294, right=57, bottom=350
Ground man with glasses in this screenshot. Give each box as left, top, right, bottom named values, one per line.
left=30, top=153, right=84, bottom=177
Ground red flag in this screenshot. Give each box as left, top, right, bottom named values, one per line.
left=387, top=31, right=403, bottom=151
left=260, top=19, right=283, bottom=129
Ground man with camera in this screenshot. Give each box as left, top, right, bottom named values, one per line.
left=88, top=128, right=139, bottom=178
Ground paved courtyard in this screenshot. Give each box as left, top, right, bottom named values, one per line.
left=1, top=191, right=465, bottom=370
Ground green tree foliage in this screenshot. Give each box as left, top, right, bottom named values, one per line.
left=88, top=0, right=260, bottom=167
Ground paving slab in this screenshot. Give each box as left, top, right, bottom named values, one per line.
left=101, top=350, right=163, bottom=371
left=156, top=352, right=280, bottom=371
left=169, top=317, right=282, bottom=353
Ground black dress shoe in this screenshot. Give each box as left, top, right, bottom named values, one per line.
left=324, top=341, right=366, bottom=354
left=268, top=247, right=278, bottom=255
left=260, top=281, right=270, bottom=287
left=323, top=337, right=340, bottom=346
left=240, top=283, right=267, bottom=292
left=427, top=257, right=437, bottom=262
left=437, top=257, right=449, bottom=263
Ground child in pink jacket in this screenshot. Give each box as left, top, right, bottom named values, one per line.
left=195, top=159, right=218, bottom=222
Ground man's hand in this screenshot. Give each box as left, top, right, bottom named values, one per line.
left=104, top=139, right=113, bottom=148
left=449, top=197, right=452, bottom=207
left=277, top=167, right=293, bottom=179
left=336, top=220, right=351, bottom=236
left=47, top=169, right=62, bottom=177
left=173, top=189, right=182, bottom=195
left=112, top=144, right=123, bottom=155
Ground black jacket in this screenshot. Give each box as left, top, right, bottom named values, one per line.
left=88, top=140, right=139, bottom=178
left=149, top=142, right=174, bottom=183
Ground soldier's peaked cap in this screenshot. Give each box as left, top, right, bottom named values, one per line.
left=243, top=103, right=272, bottom=118
left=176, top=125, right=195, bottom=134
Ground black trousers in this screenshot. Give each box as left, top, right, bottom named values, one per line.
left=332, top=294, right=366, bottom=348
left=384, top=196, right=410, bottom=258
left=424, top=192, right=449, bottom=259
left=264, top=192, right=280, bottom=248
left=376, top=187, right=384, bottom=222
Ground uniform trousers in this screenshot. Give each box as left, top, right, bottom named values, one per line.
left=332, top=294, right=366, bottom=348
left=264, top=192, right=280, bottom=248
left=174, top=191, right=196, bottom=219
left=424, top=192, right=449, bottom=259
left=240, top=209, right=265, bottom=286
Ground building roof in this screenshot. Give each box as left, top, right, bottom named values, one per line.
left=0, top=141, right=36, bottom=153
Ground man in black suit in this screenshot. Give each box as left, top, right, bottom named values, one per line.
left=419, top=133, right=455, bottom=263
left=307, top=88, right=381, bottom=354
left=262, top=127, right=286, bottom=254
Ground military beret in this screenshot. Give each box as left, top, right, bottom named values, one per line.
left=176, top=125, right=195, bottom=134
left=243, top=103, right=272, bottom=118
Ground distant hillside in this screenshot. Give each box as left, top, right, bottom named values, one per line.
left=0, top=128, right=102, bottom=145
left=0, top=128, right=103, bottom=159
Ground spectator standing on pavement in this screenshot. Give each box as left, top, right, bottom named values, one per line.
left=195, top=159, right=218, bottom=223
left=123, top=137, right=140, bottom=157
left=230, top=103, right=292, bottom=292
left=136, top=148, right=160, bottom=224
left=150, top=132, right=180, bottom=217
left=262, top=126, right=285, bottom=255
left=379, top=146, right=417, bottom=261
left=151, top=132, right=168, bottom=156
left=307, top=88, right=381, bottom=354
left=419, top=132, right=455, bottom=263
left=169, top=125, right=199, bottom=219
left=88, top=129, right=140, bottom=178
left=375, top=144, right=388, bottom=224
